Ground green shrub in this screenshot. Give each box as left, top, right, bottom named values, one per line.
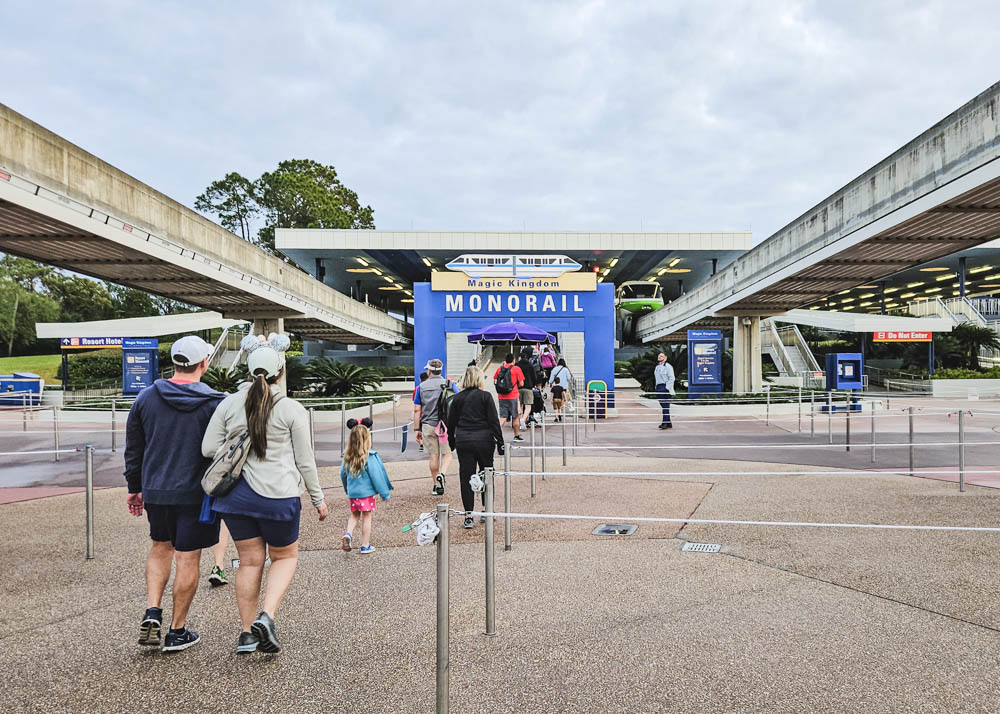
left=306, top=358, right=383, bottom=396
left=932, top=367, right=1000, bottom=380
left=202, top=365, right=248, bottom=392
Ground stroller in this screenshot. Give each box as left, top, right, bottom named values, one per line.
left=527, top=386, right=548, bottom=423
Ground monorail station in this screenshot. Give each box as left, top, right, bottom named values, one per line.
left=277, top=230, right=750, bottom=386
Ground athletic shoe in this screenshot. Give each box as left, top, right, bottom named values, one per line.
left=463, top=516, right=474, bottom=529
left=138, top=607, right=162, bottom=647
left=432, top=473, right=446, bottom=496
left=479, top=515, right=487, bottom=524
left=208, top=565, right=228, bottom=587
left=360, top=545, right=375, bottom=554
left=251, top=611, right=281, bottom=654
left=341, top=532, right=353, bottom=552
left=161, top=628, right=200, bottom=652
left=512, top=435, right=524, bottom=442
left=419, top=444, right=424, bottom=452
left=237, top=631, right=259, bottom=654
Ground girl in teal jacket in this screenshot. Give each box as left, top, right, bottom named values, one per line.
left=339, top=418, right=392, bottom=553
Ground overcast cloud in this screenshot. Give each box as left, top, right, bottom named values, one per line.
left=3, top=1, right=999, bottom=243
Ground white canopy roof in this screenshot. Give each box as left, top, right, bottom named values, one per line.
left=36, top=311, right=248, bottom=339
left=775, top=309, right=953, bottom=333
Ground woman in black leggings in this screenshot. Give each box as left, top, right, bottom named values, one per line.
left=446, top=366, right=505, bottom=529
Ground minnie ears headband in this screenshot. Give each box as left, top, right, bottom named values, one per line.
left=240, top=332, right=292, bottom=354
left=347, top=417, right=373, bottom=430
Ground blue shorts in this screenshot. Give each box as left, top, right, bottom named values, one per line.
left=498, top=399, right=519, bottom=421
left=146, top=503, right=220, bottom=552
left=222, top=512, right=301, bottom=548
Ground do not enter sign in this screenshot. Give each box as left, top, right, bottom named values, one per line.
left=873, top=330, right=932, bottom=342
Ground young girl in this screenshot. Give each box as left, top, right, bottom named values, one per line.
left=340, top=418, right=392, bottom=554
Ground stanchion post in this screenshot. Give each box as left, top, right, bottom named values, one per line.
left=540, top=411, right=546, bottom=480
left=308, top=407, right=315, bottom=451
left=958, top=410, right=966, bottom=493
left=797, top=384, right=802, bottom=432
left=845, top=393, right=851, bottom=452
left=561, top=409, right=567, bottom=466
left=23, top=394, right=27, bottom=432
left=765, top=387, right=770, bottom=426
left=435, top=503, right=450, bottom=713
left=111, top=398, right=117, bottom=453
left=52, top=406, right=59, bottom=461
left=529, top=421, right=536, bottom=498
left=870, top=400, right=876, bottom=463
left=810, top=390, right=815, bottom=437
left=503, top=448, right=511, bottom=551
left=908, top=406, right=915, bottom=476
left=85, top=445, right=95, bottom=560
left=484, top=471, right=496, bottom=637
left=827, top=391, right=833, bottom=444
left=573, top=398, right=579, bottom=453
left=393, top=396, right=398, bottom=442
left=340, top=403, right=347, bottom=457
left=369, top=399, right=374, bottom=422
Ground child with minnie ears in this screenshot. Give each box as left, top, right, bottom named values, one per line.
left=339, top=417, right=392, bottom=553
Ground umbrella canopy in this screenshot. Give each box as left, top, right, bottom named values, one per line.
left=467, top=321, right=556, bottom=344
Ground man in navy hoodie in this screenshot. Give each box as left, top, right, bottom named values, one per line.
left=124, top=335, right=225, bottom=652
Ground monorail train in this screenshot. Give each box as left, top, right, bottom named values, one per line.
left=615, top=280, right=665, bottom=314
left=445, top=254, right=583, bottom=278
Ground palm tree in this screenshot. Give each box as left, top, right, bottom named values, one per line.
left=950, top=322, right=1000, bottom=370
left=202, top=365, right=248, bottom=393
left=626, top=344, right=686, bottom=394
left=306, top=358, right=383, bottom=396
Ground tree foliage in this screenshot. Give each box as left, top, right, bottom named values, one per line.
left=305, top=358, right=382, bottom=397
left=194, top=159, right=375, bottom=254
left=950, top=322, right=1000, bottom=369
left=202, top=365, right=249, bottom=393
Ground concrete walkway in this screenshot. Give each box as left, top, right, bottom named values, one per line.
left=4, top=453, right=1000, bottom=712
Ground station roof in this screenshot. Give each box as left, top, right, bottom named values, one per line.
left=35, top=311, right=248, bottom=339
left=276, top=229, right=751, bottom=314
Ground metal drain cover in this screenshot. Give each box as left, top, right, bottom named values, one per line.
left=591, top=523, right=637, bottom=536
left=681, top=542, right=721, bottom=553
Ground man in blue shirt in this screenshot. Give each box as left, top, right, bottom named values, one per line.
left=124, top=335, right=224, bottom=652
left=653, top=352, right=675, bottom=430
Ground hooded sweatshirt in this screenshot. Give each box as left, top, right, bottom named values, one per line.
left=124, top=379, right=225, bottom=505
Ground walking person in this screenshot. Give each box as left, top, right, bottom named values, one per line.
left=515, top=347, right=537, bottom=426
left=201, top=340, right=328, bottom=654
left=447, top=366, right=505, bottom=529
left=550, top=358, right=575, bottom=412
left=493, top=353, right=525, bottom=441
left=550, top=377, right=566, bottom=422
left=413, top=359, right=458, bottom=495
left=540, top=345, right=557, bottom=382
left=208, top=521, right=231, bottom=587
left=654, top=352, right=675, bottom=429
left=339, top=417, right=392, bottom=554
left=124, top=335, right=224, bottom=652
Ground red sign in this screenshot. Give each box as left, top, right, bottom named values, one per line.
left=873, top=330, right=932, bottom=342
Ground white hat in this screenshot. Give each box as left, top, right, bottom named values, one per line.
left=247, top=345, right=283, bottom=379
left=170, top=335, right=212, bottom=366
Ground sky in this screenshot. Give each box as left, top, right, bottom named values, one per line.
left=3, top=1, right=999, bottom=244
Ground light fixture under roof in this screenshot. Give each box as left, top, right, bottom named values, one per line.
left=838, top=289, right=850, bottom=295
left=665, top=268, right=691, bottom=273
left=668, top=258, right=681, bottom=268
left=859, top=301, right=873, bottom=307
left=372, top=268, right=382, bottom=276
left=378, top=286, right=403, bottom=291
left=884, top=287, right=899, bottom=294
left=859, top=293, right=875, bottom=298
left=422, top=257, right=432, bottom=267
left=919, top=266, right=949, bottom=272
left=383, top=276, right=394, bottom=283
left=900, top=292, right=916, bottom=298
left=913, top=296, right=929, bottom=301
left=857, top=285, right=879, bottom=289
left=925, top=287, right=942, bottom=293
left=401, top=298, right=414, bottom=303
left=979, top=284, right=1000, bottom=288
left=906, top=281, right=924, bottom=288
left=935, top=273, right=957, bottom=281
left=809, top=305, right=820, bottom=310
left=609, top=258, right=619, bottom=268
left=356, top=257, right=369, bottom=266
left=984, top=274, right=1000, bottom=281
left=602, top=268, right=610, bottom=275
left=346, top=268, right=373, bottom=273
left=657, top=268, right=667, bottom=276
left=968, top=265, right=993, bottom=274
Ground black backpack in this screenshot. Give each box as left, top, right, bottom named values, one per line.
left=437, top=380, right=455, bottom=423
left=529, top=355, right=544, bottom=382
left=495, top=365, right=514, bottom=395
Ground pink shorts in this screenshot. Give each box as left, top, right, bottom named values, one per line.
left=350, top=496, right=377, bottom=513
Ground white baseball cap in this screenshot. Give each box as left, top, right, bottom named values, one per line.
left=247, top=345, right=283, bottom=379
left=170, top=335, right=212, bottom=366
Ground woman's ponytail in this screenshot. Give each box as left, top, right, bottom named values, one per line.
left=245, top=371, right=274, bottom=458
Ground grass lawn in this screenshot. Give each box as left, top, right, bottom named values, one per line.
left=0, top=354, right=62, bottom=384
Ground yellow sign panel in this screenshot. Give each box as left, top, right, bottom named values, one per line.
left=431, top=271, right=597, bottom=292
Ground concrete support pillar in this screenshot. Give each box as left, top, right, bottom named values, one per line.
left=732, top=316, right=762, bottom=394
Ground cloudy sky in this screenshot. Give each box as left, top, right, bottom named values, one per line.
left=3, top=1, right=999, bottom=243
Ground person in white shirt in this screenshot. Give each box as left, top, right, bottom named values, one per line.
left=653, top=353, right=675, bottom=430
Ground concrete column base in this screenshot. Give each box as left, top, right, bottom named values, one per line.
left=733, top=316, right=762, bottom=394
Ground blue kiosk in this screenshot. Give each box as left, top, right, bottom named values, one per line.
left=823, top=352, right=864, bottom=412
left=687, top=329, right=724, bottom=397
left=122, top=338, right=159, bottom=396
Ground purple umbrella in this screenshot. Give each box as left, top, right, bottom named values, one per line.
left=467, top=321, right=556, bottom=344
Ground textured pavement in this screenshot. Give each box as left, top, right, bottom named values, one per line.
left=6, top=447, right=1000, bottom=712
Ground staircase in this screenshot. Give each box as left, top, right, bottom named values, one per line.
left=761, top=320, right=821, bottom=381
left=907, top=296, right=1000, bottom=366
left=207, top=326, right=249, bottom=371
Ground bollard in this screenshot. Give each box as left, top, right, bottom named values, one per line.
left=308, top=407, right=315, bottom=451
left=540, top=411, right=546, bottom=480
left=503, top=449, right=511, bottom=551
left=340, top=404, right=347, bottom=457
left=529, top=420, right=536, bottom=498
left=435, top=503, right=450, bottom=713
left=85, top=445, right=95, bottom=560
left=484, top=470, right=496, bottom=637
left=810, top=391, right=815, bottom=437
left=870, top=400, right=876, bottom=463
left=845, top=396, right=851, bottom=452
left=797, top=385, right=802, bottom=432
left=958, top=410, right=966, bottom=493
left=908, top=406, right=915, bottom=476
left=827, top=392, right=833, bottom=444
left=573, top=399, right=579, bottom=454
left=561, top=409, right=567, bottom=466
left=53, top=406, right=61, bottom=462
left=111, top=398, right=117, bottom=453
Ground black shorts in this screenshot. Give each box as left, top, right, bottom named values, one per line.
left=222, top=513, right=301, bottom=548
left=146, top=503, right=221, bottom=552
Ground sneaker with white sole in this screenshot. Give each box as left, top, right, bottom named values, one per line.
left=341, top=532, right=353, bottom=552
left=138, top=607, right=162, bottom=647
left=236, top=631, right=259, bottom=654
left=161, top=627, right=200, bottom=652
left=463, top=516, right=474, bottom=529
left=360, top=545, right=375, bottom=554
left=208, top=565, right=228, bottom=587
left=251, top=611, right=280, bottom=654
left=432, top=473, right=445, bottom=496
